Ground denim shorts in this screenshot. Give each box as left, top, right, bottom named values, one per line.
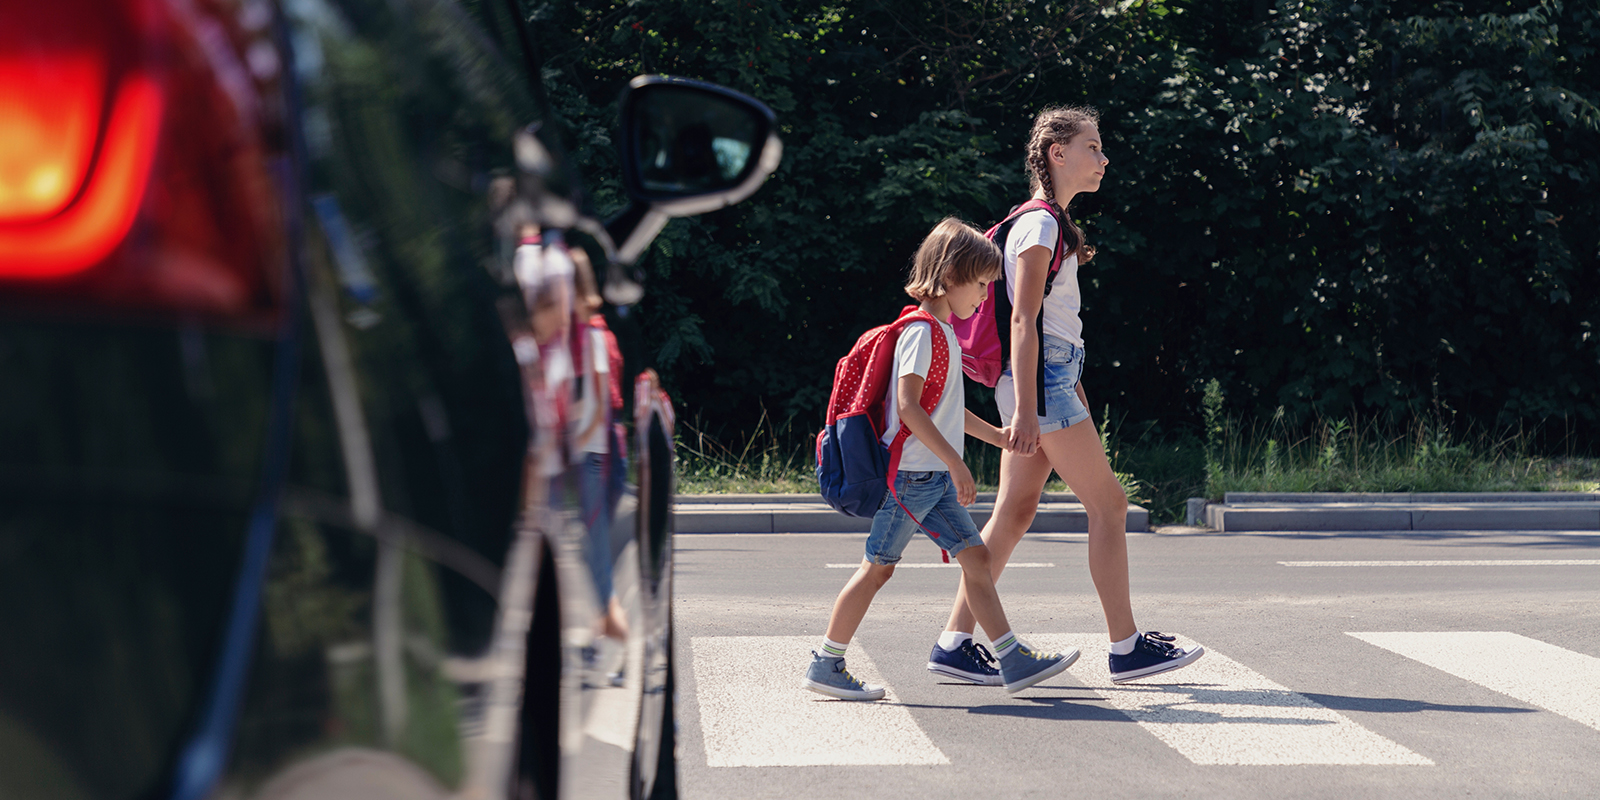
left=864, top=471, right=984, bottom=565
left=994, top=334, right=1091, bottom=434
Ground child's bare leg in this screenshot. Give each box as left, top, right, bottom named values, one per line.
left=952, top=546, right=1011, bottom=641
left=1040, top=417, right=1136, bottom=642
left=603, top=596, right=629, bottom=640
left=824, top=560, right=896, bottom=644
left=943, top=449, right=1054, bottom=635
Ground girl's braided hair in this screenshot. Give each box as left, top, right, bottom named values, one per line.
left=1024, top=105, right=1099, bottom=265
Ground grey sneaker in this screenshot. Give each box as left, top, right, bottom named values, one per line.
left=998, top=642, right=1077, bottom=694
left=802, top=651, right=886, bottom=701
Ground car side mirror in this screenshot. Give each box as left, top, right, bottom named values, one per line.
left=605, top=76, right=780, bottom=273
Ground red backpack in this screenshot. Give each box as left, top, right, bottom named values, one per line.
left=948, top=199, right=1067, bottom=416
left=815, top=306, right=949, bottom=522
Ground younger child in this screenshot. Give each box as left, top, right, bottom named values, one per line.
left=803, top=218, right=1075, bottom=701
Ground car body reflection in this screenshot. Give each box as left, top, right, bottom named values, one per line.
left=0, top=0, right=775, bottom=798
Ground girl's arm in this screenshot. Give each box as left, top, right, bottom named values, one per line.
left=1009, top=243, right=1054, bottom=455
left=896, top=373, right=977, bottom=506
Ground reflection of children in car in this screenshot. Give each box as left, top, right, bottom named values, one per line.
left=514, top=223, right=573, bottom=347
left=571, top=249, right=629, bottom=686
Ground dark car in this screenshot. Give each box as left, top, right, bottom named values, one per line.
left=0, top=1, right=777, bottom=798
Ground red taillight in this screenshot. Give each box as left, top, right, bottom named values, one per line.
left=0, top=0, right=288, bottom=327
left=0, top=52, right=108, bottom=223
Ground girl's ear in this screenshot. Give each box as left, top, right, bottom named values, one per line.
left=1049, top=141, right=1067, bottom=165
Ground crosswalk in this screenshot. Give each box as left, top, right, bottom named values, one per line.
left=686, top=631, right=1598, bottom=769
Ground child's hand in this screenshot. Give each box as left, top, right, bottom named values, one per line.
left=995, top=425, right=1024, bottom=452
left=953, top=462, right=977, bottom=506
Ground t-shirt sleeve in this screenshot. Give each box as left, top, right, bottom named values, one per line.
left=895, top=322, right=934, bottom=381
left=1007, top=210, right=1058, bottom=259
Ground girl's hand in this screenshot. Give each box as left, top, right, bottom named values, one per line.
left=952, top=462, right=977, bottom=506
left=1008, top=414, right=1040, bottom=456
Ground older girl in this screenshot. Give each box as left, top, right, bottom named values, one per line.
left=925, top=107, right=1204, bottom=686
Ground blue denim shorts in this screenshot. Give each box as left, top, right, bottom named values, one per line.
left=994, top=334, right=1091, bottom=434
left=864, top=471, right=984, bottom=565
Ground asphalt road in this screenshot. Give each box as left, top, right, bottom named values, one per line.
left=670, top=527, right=1600, bottom=799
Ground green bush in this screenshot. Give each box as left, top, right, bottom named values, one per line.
left=534, top=0, right=1599, bottom=450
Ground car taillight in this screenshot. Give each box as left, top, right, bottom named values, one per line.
left=0, top=0, right=289, bottom=328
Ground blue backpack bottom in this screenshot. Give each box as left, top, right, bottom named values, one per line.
left=816, top=414, right=889, bottom=518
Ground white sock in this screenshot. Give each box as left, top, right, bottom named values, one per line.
left=937, top=631, right=973, bottom=651
left=820, top=637, right=848, bottom=659
left=1111, top=631, right=1140, bottom=656
left=992, top=631, right=1019, bottom=658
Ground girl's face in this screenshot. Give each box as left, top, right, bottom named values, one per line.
left=945, top=276, right=990, bottom=321
left=1049, top=122, right=1109, bottom=198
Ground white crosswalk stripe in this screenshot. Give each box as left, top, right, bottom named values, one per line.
left=1349, top=632, right=1600, bottom=733
left=1029, top=634, right=1433, bottom=766
left=690, top=636, right=950, bottom=767
left=686, top=632, right=1600, bottom=770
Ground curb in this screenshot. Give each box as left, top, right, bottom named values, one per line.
left=673, top=492, right=1148, bottom=534
left=1193, top=492, right=1600, bottom=533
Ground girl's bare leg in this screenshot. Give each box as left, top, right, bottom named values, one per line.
left=1039, top=415, right=1136, bottom=641
left=943, top=448, right=1054, bottom=634
left=951, top=546, right=1011, bottom=642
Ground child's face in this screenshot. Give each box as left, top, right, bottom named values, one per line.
left=945, top=277, right=990, bottom=321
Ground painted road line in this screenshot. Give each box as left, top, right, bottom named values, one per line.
left=689, top=636, right=949, bottom=767
left=1349, top=632, right=1600, bottom=732
left=1030, top=634, right=1433, bottom=766
left=1281, top=560, right=1600, bottom=567
left=824, top=562, right=1057, bottom=569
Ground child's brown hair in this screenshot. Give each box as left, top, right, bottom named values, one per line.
left=904, top=217, right=1002, bottom=302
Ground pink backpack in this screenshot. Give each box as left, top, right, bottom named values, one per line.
left=949, top=199, right=1066, bottom=415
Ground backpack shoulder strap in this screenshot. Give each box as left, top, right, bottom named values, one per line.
left=883, top=308, right=954, bottom=557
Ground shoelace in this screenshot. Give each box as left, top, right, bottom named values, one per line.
left=1016, top=644, right=1059, bottom=660
left=836, top=664, right=867, bottom=689
left=1140, top=631, right=1181, bottom=656
left=964, top=641, right=999, bottom=669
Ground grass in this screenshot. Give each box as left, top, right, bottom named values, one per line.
left=675, top=405, right=1599, bottom=524
left=1202, top=411, right=1600, bottom=499
left=677, top=411, right=816, bottom=495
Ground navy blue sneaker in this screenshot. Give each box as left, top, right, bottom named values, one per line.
left=927, top=641, right=1003, bottom=686
left=1108, top=632, right=1204, bottom=684
left=998, top=642, right=1076, bottom=694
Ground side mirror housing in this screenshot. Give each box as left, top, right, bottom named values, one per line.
left=605, top=76, right=780, bottom=271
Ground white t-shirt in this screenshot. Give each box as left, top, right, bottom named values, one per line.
left=1003, top=210, right=1084, bottom=347
left=513, top=240, right=575, bottom=288
left=570, top=326, right=612, bottom=456
left=881, top=320, right=964, bottom=472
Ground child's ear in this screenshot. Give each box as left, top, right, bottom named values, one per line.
left=1050, top=142, right=1067, bottom=165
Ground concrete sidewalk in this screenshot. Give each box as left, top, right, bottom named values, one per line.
left=673, top=492, right=1148, bottom=534
left=671, top=491, right=1600, bottom=534
left=1199, top=492, right=1600, bottom=532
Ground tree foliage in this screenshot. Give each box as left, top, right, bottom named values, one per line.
left=530, top=0, right=1600, bottom=443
